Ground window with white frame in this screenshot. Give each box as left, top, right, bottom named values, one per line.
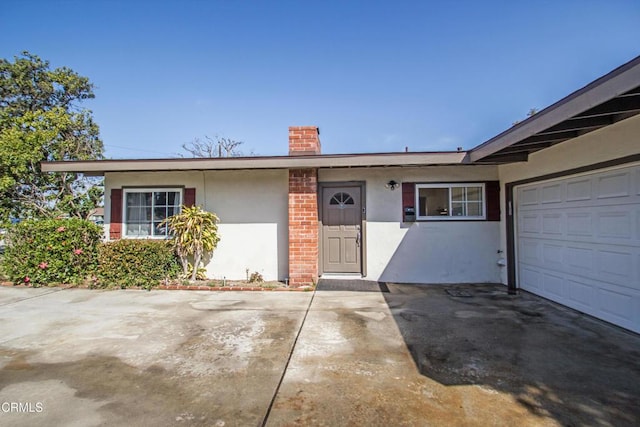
left=416, top=183, right=485, bottom=220
left=123, top=189, right=182, bottom=237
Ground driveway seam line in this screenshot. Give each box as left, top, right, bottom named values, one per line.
left=0, top=287, right=67, bottom=307
left=260, top=287, right=317, bottom=427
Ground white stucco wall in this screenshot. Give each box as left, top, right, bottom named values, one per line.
left=201, top=170, right=289, bottom=281
left=497, top=114, right=640, bottom=284
left=318, top=166, right=502, bottom=283
left=105, top=169, right=289, bottom=281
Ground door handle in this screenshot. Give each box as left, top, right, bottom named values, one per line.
left=356, top=230, right=361, bottom=247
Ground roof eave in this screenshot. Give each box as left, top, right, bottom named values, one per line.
left=41, top=152, right=469, bottom=175
left=469, top=55, right=640, bottom=163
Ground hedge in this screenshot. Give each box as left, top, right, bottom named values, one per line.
left=2, top=218, right=103, bottom=286
left=96, top=239, right=180, bottom=289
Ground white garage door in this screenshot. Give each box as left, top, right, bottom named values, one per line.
left=516, top=163, right=640, bottom=333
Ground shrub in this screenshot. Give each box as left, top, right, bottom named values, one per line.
left=2, top=218, right=103, bottom=286
left=248, top=271, right=264, bottom=283
left=97, top=239, right=180, bottom=289
left=161, top=205, right=219, bottom=281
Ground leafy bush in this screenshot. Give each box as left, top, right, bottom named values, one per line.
left=2, top=218, right=103, bottom=286
left=97, top=239, right=180, bottom=289
left=161, top=205, right=219, bottom=281
left=0, top=255, right=7, bottom=281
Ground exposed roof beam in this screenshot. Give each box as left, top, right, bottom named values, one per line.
left=474, top=152, right=529, bottom=163
left=619, top=87, right=640, bottom=97
left=573, top=95, right=640, bottom=119
left=613, top=110, right=640, bottom=122
left=519, top=131, right=578, bottom=144
left=536, top=115, right=613, bottom=135
left=498, top=141, right=553, bottom=154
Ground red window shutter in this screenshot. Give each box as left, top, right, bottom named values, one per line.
left=109, top=188, right=123, bottom=239
left=402, top=182, right=415, bottom=221
left=184, top=188, right=196, bottom=207
left=486, top=181, right=500, bottom=221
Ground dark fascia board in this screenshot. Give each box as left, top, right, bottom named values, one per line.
left=469, top=55, right=640, bottom=163
left=41, top=151, right=468, bottom=175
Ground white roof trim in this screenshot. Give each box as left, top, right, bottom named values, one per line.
left=41, top=152, right=468, bottom=175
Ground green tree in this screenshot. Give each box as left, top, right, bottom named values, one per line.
left=0, top=51, right=104, bottom=224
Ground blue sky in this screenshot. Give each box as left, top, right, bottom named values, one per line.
left=1, top=1, right=639, bottom=159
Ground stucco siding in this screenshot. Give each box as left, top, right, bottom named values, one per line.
left=497, top=114, right=640, bottom=284
left=375, top=222, right=501, bottom=283
left=105, top=169, right=289, bottom=282
left=202, top=170, right=289, bottom=281
left=319, top=166, right=502, bottom=283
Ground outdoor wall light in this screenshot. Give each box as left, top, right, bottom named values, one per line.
left=385, top=180, right=399, bottom=190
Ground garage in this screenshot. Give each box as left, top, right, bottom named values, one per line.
left=515, top=163, right=640, bottom=333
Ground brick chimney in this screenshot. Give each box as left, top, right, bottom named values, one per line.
left=287, top=125, right=320, bottom=287
left=288, top=126, right=321, bottom=155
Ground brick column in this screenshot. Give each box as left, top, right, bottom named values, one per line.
left=288, top=169, right=318, bottom=287
left=288, top=126, right=320, bottom=287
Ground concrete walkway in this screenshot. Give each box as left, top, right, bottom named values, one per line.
left=0, top=284, right=639, bottom=426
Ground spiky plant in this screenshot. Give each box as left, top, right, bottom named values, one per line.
left=161, top=205, right=220, bottom=281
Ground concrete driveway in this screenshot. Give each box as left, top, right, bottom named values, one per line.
left=0, top=283, right=639, bottom=426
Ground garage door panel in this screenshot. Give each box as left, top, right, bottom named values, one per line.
left=541, top=183, right=563, bottom=204
left=523, top=240, right=636, bottom=287
left=567, top=212, right=593, bottom=236
left=542, top=243, right=563, bottom=269
left=520, top=267, right=542, bottom=291
left=517, top=163, right=640, bottom=333
left=565, top=246, right=594, bottom=272
left=596, top=172, right=631, bottom=199
left=543, top=273, right=565, bottom=298
left=520, top=188, right=539, bottom=205
left=597, top=211, right=632, bottom=239
left=566, top=278, right=595, bottom=309
left=519, top=239, right=541, bottom=264
left=567, top=178, right=592, bottom=201
left=521, top=214, right=541, bottom=234
left=542, top=213, right=563, bottom=234
left=599, top=250, right=633, bottom=283
left=598, top=287, right=634, bottom=323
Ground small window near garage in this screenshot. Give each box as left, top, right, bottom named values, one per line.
left=123, top=189, right=182, bottom=238
left=416, top=183, right=485, bottom=220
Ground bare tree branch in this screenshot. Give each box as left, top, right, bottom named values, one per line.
left=179, top=135, right=250, bottom=158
